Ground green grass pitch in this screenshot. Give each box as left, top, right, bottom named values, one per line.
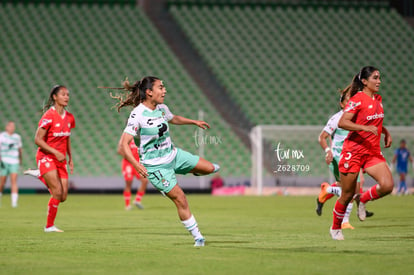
left=1, top=194, right=414, bottom=274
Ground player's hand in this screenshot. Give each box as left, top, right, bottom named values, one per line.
left=195, top=120, right=210, bottom=130
left=325, top=150, right=333, bottom=165
left=68, top=159, right=74, bottom=174
left=55, top=151, right=66, bottom=162
left=135, top=162, right=148, bottom=178
left=364, top=125, right=378, bottom=136
left=383, top=132, right=392, bottom=148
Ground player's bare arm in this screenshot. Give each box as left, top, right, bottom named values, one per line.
left=338, top=112, right=378, bottom=135
left=118, top=132, right=148, bottom=177
left=170, top=115, right=210, bottom=129
left=318, top=130, right=333, bottom=165
left=382, top=126, right=392, bottom=148
left=34, top=127, right=65, bottom=162
left=67, top=137, right=74, bottom=174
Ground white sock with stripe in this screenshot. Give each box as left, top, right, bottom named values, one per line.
left=181, top=214, right=203, bottom=240
left=342, top=203, right=353, bottom=223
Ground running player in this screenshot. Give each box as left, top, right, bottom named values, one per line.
left=316, top=87, right=373, bottom=229
left=0, top=121, right=22, bottom=208
left=392, top=139, right=413, bottom=195
left=33, top=85, right=75, bottom=233
left=330, top=66, right=393, bottom=240
left=111, top=76, right=220, bottom=247
left=122, top=139, right=149, bottom=210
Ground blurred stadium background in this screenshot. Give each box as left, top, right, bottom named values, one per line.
left=1, top=0, right=413, bottom=194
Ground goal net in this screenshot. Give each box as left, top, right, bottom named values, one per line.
left=250, top=125, right=414, bottom=195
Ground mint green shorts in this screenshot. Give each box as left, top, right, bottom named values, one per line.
left=146, top=148, right=200, bottom=193
left=0, top=163, right=20, bottom=176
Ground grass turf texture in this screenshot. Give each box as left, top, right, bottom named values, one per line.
left=0, top=194, right=414, bottom=274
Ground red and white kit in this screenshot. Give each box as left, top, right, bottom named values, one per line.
left=36, top=107, right=76, bottom=179
left=339, top=92, right=385, bottom=173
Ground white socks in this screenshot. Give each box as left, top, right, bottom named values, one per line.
left=342, top=203, right=353, bottom=223
left=11, top=193, right=18, bottom=208
left=181, top=215, right=203, bottom=240
left=327, top=186, right=342, bottom=197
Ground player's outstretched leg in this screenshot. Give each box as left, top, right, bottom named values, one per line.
left=167, top=185, right=205, bottom=247
left=24, top=168, right=40, bottom=178
left=191, top=157, right=220, bottom=176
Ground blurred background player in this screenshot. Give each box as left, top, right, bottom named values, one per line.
left=32, top=85, right=75, bottom=233
left=392, top=139, right=413, bottom=195
left=331, top=66, right=393, bottom=240
left=112, top=76, right=220, bottom=247
left=0, top=121, right=22, bottom=208
left=316, top=86, right=372, bottom=230
left=122, top=139, right=149, bottom=210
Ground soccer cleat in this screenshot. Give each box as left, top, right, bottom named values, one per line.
left=330, top=228, right=344, bottom=240
left=341, top=222, right=355, bottom=230
left=318, top=182, right=330, bottom=203
left=44, top=225, right=64, bottom=233
left=194, top=238, right=205, bottom=247
left=24, top=168, right=40, bottom=178
left=357, top=201, right=367, bottom=221
left=125, top=205, right=132, bottom=211
left=365, top=210, right=374, bottom=218
left=315, top=198, right=324, bottom=216
left=133, top=201, right=144, bottom=209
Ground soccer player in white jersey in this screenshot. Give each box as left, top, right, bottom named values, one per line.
left=112, top=76, right=220, bottom=247
left=0, top=121, right=22, bottom=208
left=316, top=86, right=373, bottom=228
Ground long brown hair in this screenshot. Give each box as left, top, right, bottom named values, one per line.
left=108, top=76, right=160, bottom=112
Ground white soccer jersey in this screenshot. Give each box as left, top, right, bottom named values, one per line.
left=123, top=103, right=177, bottom=166
left=0, top=131, right=22, bottom=165
left=322, top=110, right=349, bottom=159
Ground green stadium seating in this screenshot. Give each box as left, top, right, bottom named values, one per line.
left=169, top=3, right=414, bottom=128
left=0, top=2, right=251, bottom=177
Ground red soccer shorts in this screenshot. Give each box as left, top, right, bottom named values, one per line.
left=339, top=151, right=386, bottom=174
left=37, top=155, right=68, bottom=179
left=122, top=159, right=140, bottom=181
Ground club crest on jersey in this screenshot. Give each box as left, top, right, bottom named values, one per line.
left=345, top=101, right=361, bottom=112
left=161, top=178, right=170, bottom=187
left=40, top=119, right=52, bottom=127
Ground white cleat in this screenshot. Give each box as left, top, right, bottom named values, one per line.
left=330, top=228, right=344, bottom=240
left=194, top=238, right=205, bottom=247
left=125, top=205, right=132, bottom=211
left=44, top=225, right=64, bottom=233
left=357, top=201, right=367, bottom=221
left=24, top=168, right=40, bottom=178
left=133, top=201, right=144, bottom=209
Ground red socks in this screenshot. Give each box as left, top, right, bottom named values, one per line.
left=123, top=191, right=131, bottom=207
left=135, top=191, right=145, bottom=203
left=360, top=184, right=380, bottom=204
left=46, top=198, right=60, bottom=228
left=332, top=201, right=347, bottom=230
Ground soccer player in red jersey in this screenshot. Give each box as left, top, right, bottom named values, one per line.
left=330, top=66, right=393, bottom=240
left=34, top=85, right=75, bottom=233
left=122, top=140, right=148, bottom=210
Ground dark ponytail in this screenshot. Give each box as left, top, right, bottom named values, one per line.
left=109, top=76, right=160, bottom=112
left=349, top=66, right=379, bottom=97
left=42, top=85, right=65, bottom=113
